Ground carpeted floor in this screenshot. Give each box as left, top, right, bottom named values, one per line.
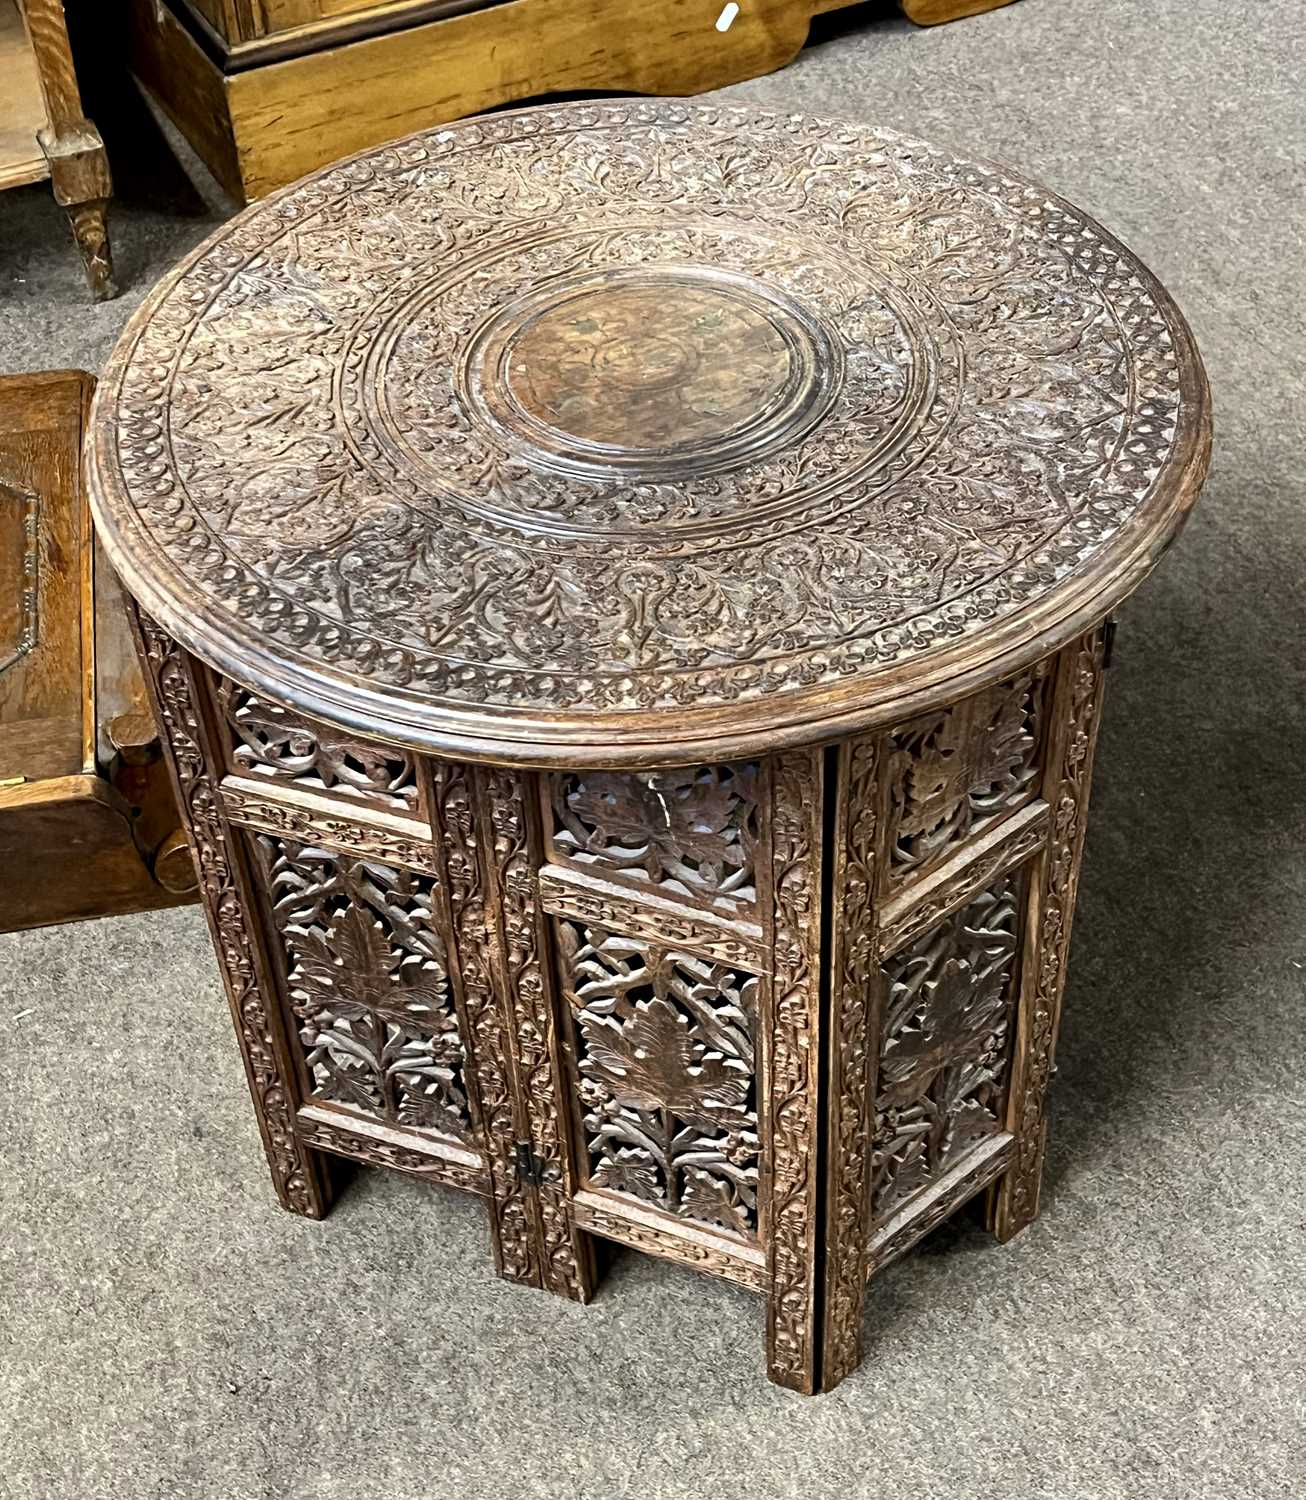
left=2, top=1, right=1304, bottom=1496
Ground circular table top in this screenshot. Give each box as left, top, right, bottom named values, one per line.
left=87, top=99, right=1210, bottom=767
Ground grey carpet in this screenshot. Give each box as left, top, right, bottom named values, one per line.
left=2, top=0, right=1304, bottom=1495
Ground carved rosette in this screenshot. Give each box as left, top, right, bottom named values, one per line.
left=764, top=748, right=824, bottom=1393
left=995, top=629, right=1107, bottom=1237
left=130, top=610, right=327, bottom=1218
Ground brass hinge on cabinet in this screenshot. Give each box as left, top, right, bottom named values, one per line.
left=514, top=1142, right=549, bottom=1187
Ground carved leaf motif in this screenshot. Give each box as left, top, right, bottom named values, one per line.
left=552, top=763, right=760, bottom=905
left=257, top=836, right=471, bottom=1143
left=887, top=670, right=1045, bottom=881
left=561, top=923, right=760, bottom=1238
left=579, top=995, right=750, bottom=1131
left=873, top=878, right=1022, bottom=1221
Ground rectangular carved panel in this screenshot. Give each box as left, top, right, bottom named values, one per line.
left=216, top=675, right=422, bottom=815
left=547, top=762, right=761, bottom=912
left=254, top=834, right=473, bottom=1144
left=556, top=922, right=761, bottom=1241
left=884, top=666, right=1049, bottom=888
left=872, top=872, right=1024, bottom=1224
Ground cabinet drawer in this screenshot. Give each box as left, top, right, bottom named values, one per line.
left=180, top=0, right=461, bottom=51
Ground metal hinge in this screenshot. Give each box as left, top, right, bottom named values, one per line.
left=514, top=1141, right=548, bottom=1187
left=1102, top=615, right=1118, bottom=669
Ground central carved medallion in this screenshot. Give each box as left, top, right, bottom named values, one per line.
left=463, top=267, right=842, bottom=482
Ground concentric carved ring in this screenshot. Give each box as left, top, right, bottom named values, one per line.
left=461, top=266, right=844, bottom=484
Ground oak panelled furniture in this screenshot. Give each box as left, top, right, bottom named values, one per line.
left=0, top=371, right=194, bottom=933
left=85, top=101, right=1210, bottom=1393
left=127, top=0, right=1018, bottom=204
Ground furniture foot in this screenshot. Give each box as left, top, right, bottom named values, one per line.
left=991, top=628, right=1108, bottom=1242
left=65, top=194, right=116, bottom=300
left=38, top=119, right=118, bottom=301
left=126, top=603, right=333, bottom=1221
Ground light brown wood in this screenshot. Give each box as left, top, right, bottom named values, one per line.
left=0, top=773, right=189, bottom=928
left=0, top=370, right=93, bottom=783
left=0, top=0, right=47, bottom=190
left=900, top=0, right=1016, bottom=23
left=132, top=0, right=821, bottom=202
left=128, top=0, right=244, bottom=201
left=3, top=0, right=117, bottom=297
left=0, top=370, right=194, bottom=933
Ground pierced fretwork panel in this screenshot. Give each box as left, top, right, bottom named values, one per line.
left=548, top=763, right=761, bottom=911
left=872, top=874, right=1024, bottom=1223
left=255, top=835, right=472, bottom=1143
left=216, top=676, right=421, bottom=814
left=885, top=668, right=1048, bottom=886
left=557, top=922, right=761, bottom=1240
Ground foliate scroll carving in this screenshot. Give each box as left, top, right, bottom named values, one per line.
left=866, top=1137, right=1012, bottom=1276
left=873, top=875, right=1023, bottom=1223
left=998, top=631, right=1106, bottom=1234
left=558, top=924, right=760, bottom=1239
left=764, top=748, right=823, bottom=1393
left=481, top=767, right=592, bottom=1300
left=132, top=612, right=326, bottom=1217
left=297, top=1115, right=488, bottom=1194
left=98, top=102, right=1199, bottom=744
left=256, top=836, right=473, bottom=1143
left=216, top=677, right=420, bottom=813
left=539, top=869, right=764, bottom=969
left=572, top=1199, right=767, bottom=1292
left=877, top=804, right=1049, bottom=960
left=430, top=761, right=536, bottom=1285
left=549, top=763, right=760, bottom=909
left=220, top=780, right=438, bottom=874
left=821, top=736, right=879, bottom=1388
left=885, top=668, right=1048, bottom=885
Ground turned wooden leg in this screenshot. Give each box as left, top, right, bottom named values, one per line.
left=63, top=192, right=116, bottom=301
left=127, top=605, right=333, bottom=1219
left=23, top=0, right=119, bottom=299
left=39, top=123, right=117, bottom=301
left=991, top=628, right=1107, bottom=1241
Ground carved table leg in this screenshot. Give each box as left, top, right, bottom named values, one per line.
left=128, top=607, right=332, bottom=1218
left=817, top=736, right=880, bottom=1392
left=991, top=628, right=1107, bottom=1241
left=478, top=766, right=598, bottom=1302
left=763, top=748, right=827, bottom=1392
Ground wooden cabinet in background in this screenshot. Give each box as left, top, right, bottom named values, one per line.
left=129, top=0, right=1018, bottom=204
left=0, top=371, right=196, bottom=934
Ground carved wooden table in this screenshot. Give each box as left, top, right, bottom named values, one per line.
left=85, top=101, right=1210, bottom=1394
